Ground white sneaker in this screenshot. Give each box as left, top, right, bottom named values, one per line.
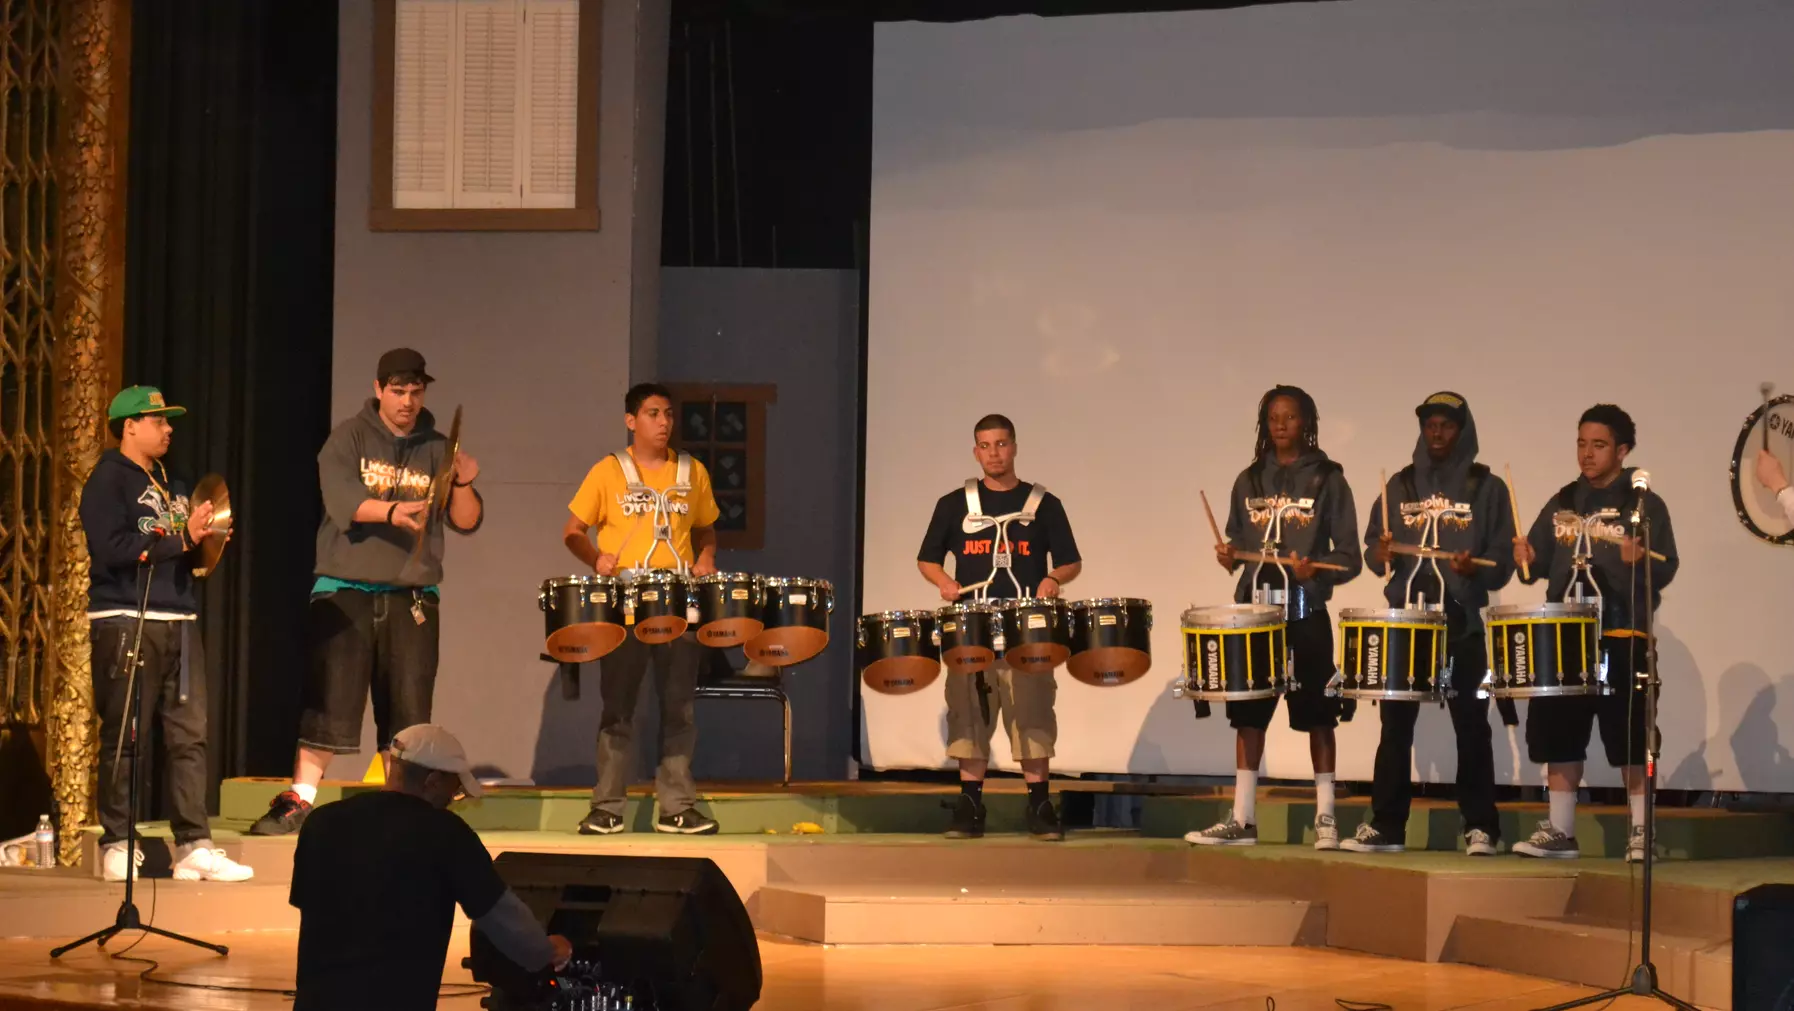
left=173, top=842, right=255, bottom=882
left=101, top=843, right=143, bottom=882
left=1313, top=813, right=1340, bottom=851
left=1465, top=828, right=1498, bottom=857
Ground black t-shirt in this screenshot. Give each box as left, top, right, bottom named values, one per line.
left=918, top=481, right=1080, bottom=600
left=290, top=791, right=508, bottom=1011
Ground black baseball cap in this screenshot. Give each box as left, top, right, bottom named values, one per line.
left=1415, top=391, right=1469, bottom=428
left=376, top=348, right=434, bottom=385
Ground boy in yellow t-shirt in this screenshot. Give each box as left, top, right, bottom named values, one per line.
left=562, top=383, right=720, bottom=836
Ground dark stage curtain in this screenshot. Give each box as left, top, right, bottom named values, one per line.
left=122, top=1, right=337, bottom=791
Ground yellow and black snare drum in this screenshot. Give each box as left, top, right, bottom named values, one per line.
left=1175, top=604, right=1287, bottom=701
left=1336, top=608, right=1447, bottom=702
left=1483, top=602, right=1607, bottom=698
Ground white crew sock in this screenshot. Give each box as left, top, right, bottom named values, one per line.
left=1232, top=770, right=1258, bottom=826
left=1315, top=773, right=1337, bottom=820
left=1629, top=792, right=1646, bottom=829
left=292, top=782, right=318, bottom=805
left=1548, top=790, right=1577, bottom=836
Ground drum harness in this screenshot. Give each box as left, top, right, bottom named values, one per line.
left=959, top=479, right=1049, bottom=725
left=1548, top=489, right=1621, bottom=692
left=612, top=451, right=697, bottom=628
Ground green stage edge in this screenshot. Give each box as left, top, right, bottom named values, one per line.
left=214, top=778, right=1794, bottom=861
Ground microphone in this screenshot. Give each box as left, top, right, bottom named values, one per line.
left=1628, top=469, right=1651, bottom=526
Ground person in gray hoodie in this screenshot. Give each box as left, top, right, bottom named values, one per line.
left=1187, top=385, right=1362, bottom=851
left=251, top=349, right=484, bottom=836
left=1342, top=392, right=1515, bottom=857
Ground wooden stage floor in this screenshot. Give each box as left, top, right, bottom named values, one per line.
left=0, top=930, right=1638, bottom=1011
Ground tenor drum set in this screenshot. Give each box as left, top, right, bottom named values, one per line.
left=856, top=596, right=1155, bottom=694
left=538, top=571, right=835, bottom=667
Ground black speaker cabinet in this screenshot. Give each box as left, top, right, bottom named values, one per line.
left=1735, top=883, right=1794, bottom=1011
left=470, top=851, right=761, bottom=1011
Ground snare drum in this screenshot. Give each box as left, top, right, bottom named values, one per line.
left=1175, top=604, right=1287, bottom=701
left=995, top=597, right=1071, bottom=674
left=1066, top=598, right=1153, bottom=686
left=539, top=575, right=627, bottom=662
left=1483, top=602, right=1606, bottom=698
left=857, top=610, right=941, bottom=695
left=936, top=601, right=998, bottom=674
left=1336, top=608, right=1446, bottom=702
left=746, top=577, right=833, bottom=667
left=694, top=572, right=764, bottom=647
left=626, top=570, right=693, bottom=644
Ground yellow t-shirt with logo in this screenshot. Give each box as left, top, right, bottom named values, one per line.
left=568, top=452, right=722, bottom=569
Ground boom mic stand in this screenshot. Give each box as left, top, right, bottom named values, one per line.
left=53, top=556, right=227, bottom=959
left=1538, top=499, right=1692, bottom=1011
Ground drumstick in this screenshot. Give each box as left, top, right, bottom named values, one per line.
left=1199, top=490, right=1225, bottom=548
left=1762, top=382, right=1776, bottom=453
left=1504, top=463, right=1530, bottom=581
left=1378, top=468, right=1391, bottom=582
left=1234, top=549, right=1349, bottom=573
left=1388, top=542, right=1497, bottom=568
left=1590, top=532, right=1669, bottom=563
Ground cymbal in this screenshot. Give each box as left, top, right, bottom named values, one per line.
left=191, top=473, right=232, bottom=579
left=408, top=406, right=463, bottom=567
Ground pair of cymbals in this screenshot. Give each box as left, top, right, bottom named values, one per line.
left=191, top=473, right=232, bottom=579
left=406, top=405, right=463, bottom=567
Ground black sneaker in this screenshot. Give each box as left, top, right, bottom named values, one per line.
left=1339, top=822, right=1405, bottom=853
left=248, top=790, right=312, bottom=836
left=577, top=809, right=625, bottom=835
left=1026, top=798, right=1064, bottom=842
left=944, top=793, right=986, bottom=839
left=655, top=810, right=719, bottom=835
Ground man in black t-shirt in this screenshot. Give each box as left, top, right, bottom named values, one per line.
left=918, top=414, right=1082, bottom=841
left=290, top=724, right=569, bottom=1010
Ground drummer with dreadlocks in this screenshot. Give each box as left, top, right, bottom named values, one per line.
left=1187, top=385, right=1362, bottom=850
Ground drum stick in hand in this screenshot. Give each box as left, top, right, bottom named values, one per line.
left=1200, top=490, right=1225, bottom=548
left=1235, top=549, right=1349, bottom=573
left=1379, top=468, right=1391, bottom=582
left=1388, top=542, right=1497, bottom=568
left=1591, top=532, right=1668, bottom=563
left=1505, top=463, right=1530, bottom=581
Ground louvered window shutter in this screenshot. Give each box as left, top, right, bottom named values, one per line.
left=393, top=0, right=457, bottom=208
left=453, top=0, right=521, bottom=208
left=521, top=0, right=580, bottom=209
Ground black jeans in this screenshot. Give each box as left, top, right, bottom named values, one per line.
left=299, top=588, right=440, bottom=754
left=592, top=633, right=701, bottom=816
left=91, top=617, right=211, bottom=847
left=1368, top=633, right=1499, bottom=841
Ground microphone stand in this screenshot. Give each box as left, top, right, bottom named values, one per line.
left=53, top=553, right=227, bottom=959
left=1538, top=495, right=1692, bottom=1010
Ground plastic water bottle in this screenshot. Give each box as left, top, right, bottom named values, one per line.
left=33, top=815, right=55, bottom=869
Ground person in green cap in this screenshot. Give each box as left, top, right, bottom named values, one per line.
left=78, top=385, right=254, bottom=883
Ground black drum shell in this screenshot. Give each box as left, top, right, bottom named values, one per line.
left=1487, top=614, right=1603, bottom=697
left=1338, top=615, right=1446, bottom=699
left=1181, top=625, right=1286, bottom=700
left=542, top=577, right=623, bottom=638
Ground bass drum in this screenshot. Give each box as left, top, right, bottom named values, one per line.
left=1730, top=393, right=1794, bottom=545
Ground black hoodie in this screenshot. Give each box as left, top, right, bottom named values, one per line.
left=1520, top=467, right=1677, bottom=632
left=1363, top=404, right=1516, bottom=638
left=79, top=449, right=201, bottom=615
left=314, top=400, right=481, bottom=588
left=1224, top=447, right=1362, bottom=606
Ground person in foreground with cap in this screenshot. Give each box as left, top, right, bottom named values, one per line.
left=1344, top=392, right=1515, bottom=856
left=290, top=724, right=570, bottom=1010
left=252, top=350, right=483, bottom=836
left=79, top=386, right=254, bottom=883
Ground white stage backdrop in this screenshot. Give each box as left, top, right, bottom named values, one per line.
left=862, top=0, right=1794, bottom=791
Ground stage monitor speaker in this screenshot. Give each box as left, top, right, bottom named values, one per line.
left=468, top=851, right=761, bottom=1011
left=1735, top=883, right=1794, bottom=1011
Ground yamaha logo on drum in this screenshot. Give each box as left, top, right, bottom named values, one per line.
left=1512, top=630, right=1530, bottom=683
left=1204, top=637, right=1221, bottom=689
left=1364, top=632, right=1382, bottom=685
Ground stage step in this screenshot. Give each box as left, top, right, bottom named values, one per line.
left=755, top=880, right=1326, bottom=945
left=1446, top=912, right=1731, bottom=1009
left=0, top=871, right=298, bottom=940
left=1138, top=795, right=1794, bottom=859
